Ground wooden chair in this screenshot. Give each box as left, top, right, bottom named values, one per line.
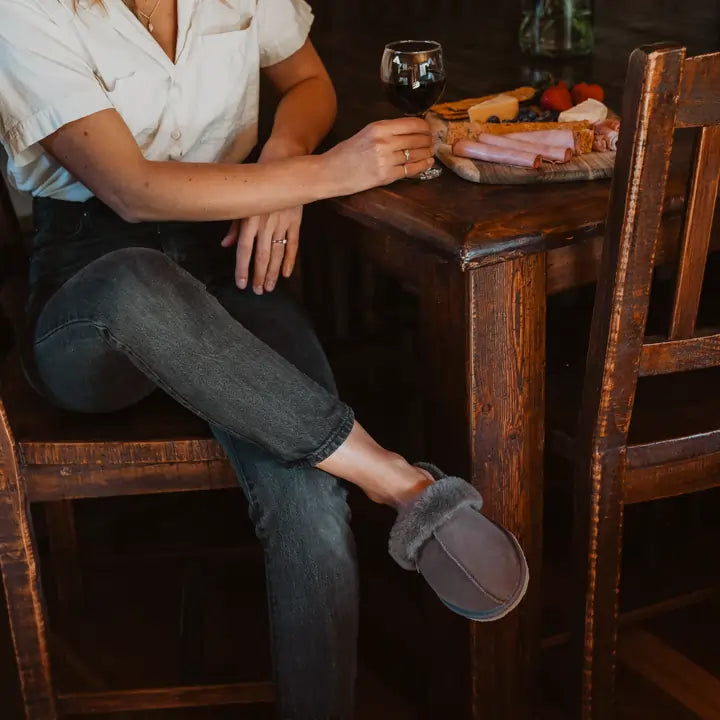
left=0, top=177, right=274, bottom=717
left=548, top=44, right=720, bottom=718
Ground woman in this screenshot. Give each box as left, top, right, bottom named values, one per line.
left=0, top=1, right=529, bottom=718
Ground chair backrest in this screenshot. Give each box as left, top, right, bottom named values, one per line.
left=576, top=43, right=720, bottom=465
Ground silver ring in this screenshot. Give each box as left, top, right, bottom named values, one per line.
left=403, top=148, right=411, bottom=162
left=271, top=238, right=288, bottom=245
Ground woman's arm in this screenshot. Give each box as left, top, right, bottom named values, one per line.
left=259, top=39, right=337, bottom=161
left=223, top=40, right=336, bottom=291
left=40, top=109, right=433, bottom=223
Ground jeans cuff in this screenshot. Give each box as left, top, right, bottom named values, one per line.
left=301, top=403, right=355, bottom=467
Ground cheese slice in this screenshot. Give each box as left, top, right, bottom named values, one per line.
left=558, top=98, right=608, bottom=124
left=468, top=94, right=519, bottom=124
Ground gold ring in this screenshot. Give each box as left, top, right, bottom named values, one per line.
left=403, top=148, right=411, bottom=162
left=403, top=164, right=408, bottom=178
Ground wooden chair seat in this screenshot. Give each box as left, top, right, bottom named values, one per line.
left=1, top=348, right=237, bottom=503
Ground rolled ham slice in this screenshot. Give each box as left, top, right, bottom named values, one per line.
left=453, top=139, right=541, bottom=169
left=593, top=118, right=620, bottom=152
left=476, top=132, right=572, bottom=163
left=501, top=128, right=576, bottom=151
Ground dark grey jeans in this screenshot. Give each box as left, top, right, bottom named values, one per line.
left=24, top=197, right=359, bottom=720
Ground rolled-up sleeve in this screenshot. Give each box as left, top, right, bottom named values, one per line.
left=0, top=1, right=112, bottom=167
left=256, top=0, right=314, bottom=68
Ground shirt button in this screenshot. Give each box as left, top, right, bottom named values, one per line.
left=171, top=129, right=182, bottom=141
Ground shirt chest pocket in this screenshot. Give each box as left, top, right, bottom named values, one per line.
left=193, top=17, right=260, bottom=136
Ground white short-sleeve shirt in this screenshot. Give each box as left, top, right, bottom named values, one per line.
left=0, top=0, right=313, bottom=201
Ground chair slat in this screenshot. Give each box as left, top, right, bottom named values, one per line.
left=625, top=449, right=720, bottom=504
left=639, top=331, right=720, bottom=375
left=669, top=125, right=720, bottom=339
left=677, top=52, right=720, bottom=128
left=19, top=437, right=227, bottom=467
left=24, top=459, right=237, bottom=502
left=627, top=427, right=720, bottom=468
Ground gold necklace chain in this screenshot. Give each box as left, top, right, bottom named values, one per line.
left=135, top=0, right=163, bottom=33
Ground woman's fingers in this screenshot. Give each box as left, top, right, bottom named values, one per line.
left=396, top=156, right=436, bottom=180
left=388, top=132, right=435, bottom=153
left=235, top=216, right=260, bottom=289
left=221, top=219, right=241, bottom=248
left=265, top=208, right=302, bottom=290
left=231, top=208, right=302, bottom=292
left=282, top=213, right=301, bottom=279
left=264, top=231, right=286, bottom=292
left=252, top=215, right=277, bottom=294
left=378, top=117, right=431, bottom=136
left=394, top=147, right=434, bottom=166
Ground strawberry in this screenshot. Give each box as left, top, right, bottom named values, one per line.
left=571, top=82, right=605, bottom=104
left=540, top=83, right=573, bottom=112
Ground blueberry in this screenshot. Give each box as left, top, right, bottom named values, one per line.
left=487, top=115, right=500, bottom=123
left=518, top=108, right=538, bottom=122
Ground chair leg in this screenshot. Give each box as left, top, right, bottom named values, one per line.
left=0, top=489, right=58, bottom=719
left=44, top=501, right=83, bottom=622
left=572, top=451, right=626, bottom=720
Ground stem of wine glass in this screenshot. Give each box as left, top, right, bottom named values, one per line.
left=406, top=111, right=442, bottom=180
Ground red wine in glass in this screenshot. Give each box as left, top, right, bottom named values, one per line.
left=381, top=40, right=446, bottom=179
left=382, top=76, right=447, bottom=115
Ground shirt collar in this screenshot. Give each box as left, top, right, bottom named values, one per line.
left=56, top=0, right=196, bottom=72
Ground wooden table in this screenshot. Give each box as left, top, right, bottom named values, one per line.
left=308, top=2, right=719, bottom=718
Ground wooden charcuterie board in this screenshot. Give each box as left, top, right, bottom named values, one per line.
left=428, top=111, right=616, bottom=185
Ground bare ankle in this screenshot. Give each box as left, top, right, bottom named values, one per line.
left=315, top=422, right=433, bottom=508
left=364, top=457, right=433, bottom=508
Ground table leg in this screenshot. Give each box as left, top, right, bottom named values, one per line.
left=418, top=255, right=546, bottom=720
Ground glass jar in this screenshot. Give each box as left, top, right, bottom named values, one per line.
left=519, top=0, right=594, bottom=57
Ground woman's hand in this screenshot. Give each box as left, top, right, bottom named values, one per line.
left=220, top=118, right=433, bottom=292
left=221, top=205, right=301, bottom=293
left=221, top=139, right=305, bottom=293
left=322, top=117, right=435, bottom=195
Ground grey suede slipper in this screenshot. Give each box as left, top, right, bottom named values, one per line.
left=388, top=463, right=529, bottom=622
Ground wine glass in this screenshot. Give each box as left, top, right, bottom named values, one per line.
left=381, top=40, right=446, bottom=180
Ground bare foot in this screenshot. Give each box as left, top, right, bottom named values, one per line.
left=316, top=422, right=434, bottom=508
